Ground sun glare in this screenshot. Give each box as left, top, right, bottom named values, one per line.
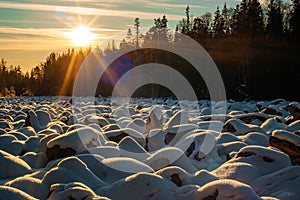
left=67, top=26, right=96, bottom=47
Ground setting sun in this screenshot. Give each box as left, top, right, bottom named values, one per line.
left=67, top=26, right=96, bottom=47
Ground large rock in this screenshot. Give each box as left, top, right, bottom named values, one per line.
left=48, top=182, right=109, bottom=200
left=194, top=179, right=261, bottom=200
left=269, top=130, right=300, bottom=165
left=96, top=172, right=177, bottom=199
left=251, top=166, right=300, bottom=199
left=212, top=145, right=291, bottom=185
left=0, top=150, right=32, bottom=179
left=42, top=157, right=105, bottom=190
left=46, top=127, right=103, bottom=161
left=0, top=186, right=37, bottom=200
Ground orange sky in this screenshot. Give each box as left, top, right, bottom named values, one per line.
left=0, top=0, right=240, bottom=71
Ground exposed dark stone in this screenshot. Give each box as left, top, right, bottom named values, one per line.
left=164, top=132, right=176, bottom=145
left=269, top=136, right=300, bottom=157
left=292, top=158, right=300, bottom=165
left=262, top=107, right=282, bottom=116
left=46, top=145, right=76, bottom=161
left=269, top=136, right=300, bottom=165
left=238, top=115, right=267, bottom=124
left=286, top=105, right=300, bottom=124
left=294, top=131, right=300, bottom=136
left=186, top=142, right=195, bottom=157
left=102, top=114, right=111, bottom=119
left=275, top=117, right=283, bottom=123
left=135, top=104, right=142, bottom=110
left=286, top=105, right=300, bottom=117
left=171, top=173, right=182, bottom=187
left=202, top=190, right=219, bottom=200
left=46, top=189, right=54, bottom=199
left=263, top=156, right=274, bottom=162
left=285, top=117, right=295, bottom=125
left=20, top=149, right=27, bottom=156
left=60, top=117, right=68, bottom=125
left=256, top=104, right=264, bottom=111
left=226, top=154, right=232, bottom=161
left=222, top=123, right=236, bottom=133
left=24, top=112, right=31, bottom=127
left=202, top=117, right=212, bottom=121
left=108, top=132, right=129, bottom=143
left=145, top=136, right=149, bottom=152
left=236, top=151, right=255, bottom=158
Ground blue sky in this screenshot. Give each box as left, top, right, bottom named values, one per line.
left=0, top=0, right=241, bottom=71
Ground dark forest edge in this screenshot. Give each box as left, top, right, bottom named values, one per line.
left=1, top=0, right=300, bottom=100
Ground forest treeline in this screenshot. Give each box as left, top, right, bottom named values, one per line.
left=1, top=0, right=300, bottom=100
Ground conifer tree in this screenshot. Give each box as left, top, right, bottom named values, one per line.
left=266, top=0, right=284, bottom=39
left=290, top=0, right=300, bottom=40
left=134, top=17, right=141, bottom=48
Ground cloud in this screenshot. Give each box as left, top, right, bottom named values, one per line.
left=0, top=27, right=121, bottom=37
left=0, top=27, right=65, bottom=39
left=0, top=1, right=184, bottom=21
left=0, top=27, right=121, bottom=51
left=146, top=2, right=206, bottom=9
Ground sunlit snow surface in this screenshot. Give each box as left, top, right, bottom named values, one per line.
left=0, top=96, right=300, bottom=200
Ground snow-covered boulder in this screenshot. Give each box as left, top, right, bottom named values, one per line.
left=0, top=150, right=32, bottom=179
